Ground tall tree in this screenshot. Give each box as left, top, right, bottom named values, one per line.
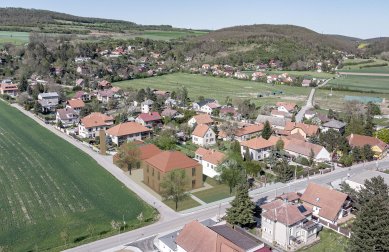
left=261, top=120, right=272, bottom=140
left=274, top=160, right=293, bottom=183
left=115, top=142, right=140, bottom=175
left=160, top=169, right=189, bottom=211
left=226, top=183, right=255, bottom=227
left=348, top=177, right=389, bottom=252
left=218, top=158, right=245, bottom=194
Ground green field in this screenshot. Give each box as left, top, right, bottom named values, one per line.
left=0, top=31, right=29, bottom=46
left=340, top=59, right=389, bottom=74
left=0, top=101, right=155, bottom=251
left=300, top=229, right=348, bottom=252
left=129, top=30, right=208, bottom=41
left=327, top=75, right=389, bottom=93
left=266, top=70, right=335, bottom=79
left=113, top=73, right=310, bottom=107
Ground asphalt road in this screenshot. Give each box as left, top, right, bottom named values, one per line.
left=67, top=159, right=389, bottom=252
left=295, top=88, right=315, bottom=122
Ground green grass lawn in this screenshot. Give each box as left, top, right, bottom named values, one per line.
left=300, top=229, right=348, bottom=252
left=163, top=197, right=200, bottom=211
left=327, top=75, right=389, bottom=93
left=340, top=59, right=389, bottom=74
left=265, top=70, right=335, bottom=79
left=0, top=31, right=29, bottom=46
left=113, top=73, right=310, bottom=107
left=0, top=101, right=156, bottom=251
left=192, top=176, right=234, bottom=203
left=134, top=30, right=208, bottom=41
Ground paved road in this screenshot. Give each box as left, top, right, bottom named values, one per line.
left=67, top=159, right=389, bottom=252
left=295, top=88, right=315, bottom=122
left=317, top=78, right=332, bottom=88
left=338, top=72, right=389, bottom=77
left=10, top=103, right=179, bottom=222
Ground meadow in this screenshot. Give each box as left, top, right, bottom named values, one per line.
left=340, top=58, right=389, bottom=74
left=0, top=31, right=29, bottom=46
left=327, top=75, right=389, bottom=93
left=0, top=101, right=155, bottom=251
left=128, top=30, right=208, bottom=41
left=113, top=73, right=311, bottom=107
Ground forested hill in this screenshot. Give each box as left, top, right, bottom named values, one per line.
left=176, top=24, right=360, bottom=67
left=0, top=7, right=174, bottom=33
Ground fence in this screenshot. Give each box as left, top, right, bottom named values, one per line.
left=315, top=218, right=351, bottom=238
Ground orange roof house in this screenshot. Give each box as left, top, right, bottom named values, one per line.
left=106, top=122, right=151, bottom=145
left=194, top=147, right=226, bottom=178
left=284, top=122, right=319, bottom=139
left=192, top=124, right=216, bottom=147
left=66, top=99, right=85, bottom=110
left=300, top=183, right=351, bottom=224
left=143, top=151, right=203, bottom=192
left=78, top=112, right=114, bottom=138
left=347, top=133, right=387, bottom=159
left=188, top=114, right=214, bottom=127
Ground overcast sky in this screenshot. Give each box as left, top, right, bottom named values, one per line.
left=1, top=0, right=388, bottom=39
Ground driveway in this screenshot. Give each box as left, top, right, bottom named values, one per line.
left=295, top=88, right=315, bottom=122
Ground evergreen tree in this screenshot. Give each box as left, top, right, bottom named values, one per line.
left=348, top=197, right=389, bottom=252
left=226, top=183, right=255, bottom=227
left=362, top=144, right=374, bottom=161
left=261, top=120, right=272, bottom=140
left=357, top=176, right=389, bottom=209
left=364, top=114, right=374, bottom=137
left=274, top=160, right=294, bottom=182
left=230, top=140, right=242, bottom=156
left=18, top=75, right=28, bottom=92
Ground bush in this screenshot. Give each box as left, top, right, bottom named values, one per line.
left=339, top=154, right=353, bottom=167
left=295, top=156, right=310, bottom=166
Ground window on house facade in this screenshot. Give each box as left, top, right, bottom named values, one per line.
left=192, top=168, right=196, bottom=176
left=158, top=171, right=160, bottom=180
left=192, top=179, right=196, bottom=188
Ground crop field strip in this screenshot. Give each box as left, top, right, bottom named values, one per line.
left=0, top=101, right=154, bottom=251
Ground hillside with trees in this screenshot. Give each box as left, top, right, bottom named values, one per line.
left=175, top=24, right=360, bottom=68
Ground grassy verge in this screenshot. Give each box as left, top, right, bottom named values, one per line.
left=163, top=197, right=200, bottom=211
left=193, top=176, right=234, bottom=203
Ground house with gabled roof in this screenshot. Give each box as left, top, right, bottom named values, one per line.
left=240, top=136, right=279, bottom=161
left=188, top=114, right=214, bottom=127
left=78, top=112, right=114, bottom=138
left=143, top=151, right=203, bottom=192
left=56, top=107, right=79, bottom=127
left=38, top=92, right=59, bottom=113
left=192, top=98, right=217, bottom=111
left=176, top=220, right=264, bottom=252
left=282, top=137, right=331, bottom=162
left=284, top=122, right=319, bottom=140
left=192, top=124, right=216, bottom=147
left=321, top=119, right=346, bottom=134
left=66, top=99, right=85, bottom=114
left=0, top=83, right=19, bottom=97
left=347, top=133, right=387, bottom=159
left=98, top=80, right=112, bottom=90
left=300, top=183, right=352, bottom=224
left=73, top=91, right=91, bottom=101
left=261, top=199, right=318, bottom=250
left=135, top=112, right=162, bottom=128
left=194, top=148, right=225, bottom=178
left=276, top=102, right=297, bottom=113
left=106, top=122, right=151, bottom=146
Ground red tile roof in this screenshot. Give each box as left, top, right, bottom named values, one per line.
left=137, top=112, right=161, bottom=122
left=195, top=148, right=225, bottom=165
left=300, top=183, right=348, bottom=221
left=145, top=151, right=200, bottom=173
left=192, top=124, right=211, bottom=137
left=106, top=122, right=151, bottom=137
left=282, top=137, right=325, bottom=158
left=241, top=136, right=279, bottom=150
left=284, top=122, right=319, bottom=137
left=276, top=102, right=296, bottom=112
left=347, top=133, right=387, bottom=151
left=67, top=99, right=85, bottom=109
left=137, top=143, right=162, bottom=160
left=176, top=221, right=217, bottom=252
left=262, top=200, right=306, bottom=226
left=235, top=124, right=264, bottom=137
left=81, top=112, right=114, bottom=128
left=193, top=114, right=214, bottom=125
